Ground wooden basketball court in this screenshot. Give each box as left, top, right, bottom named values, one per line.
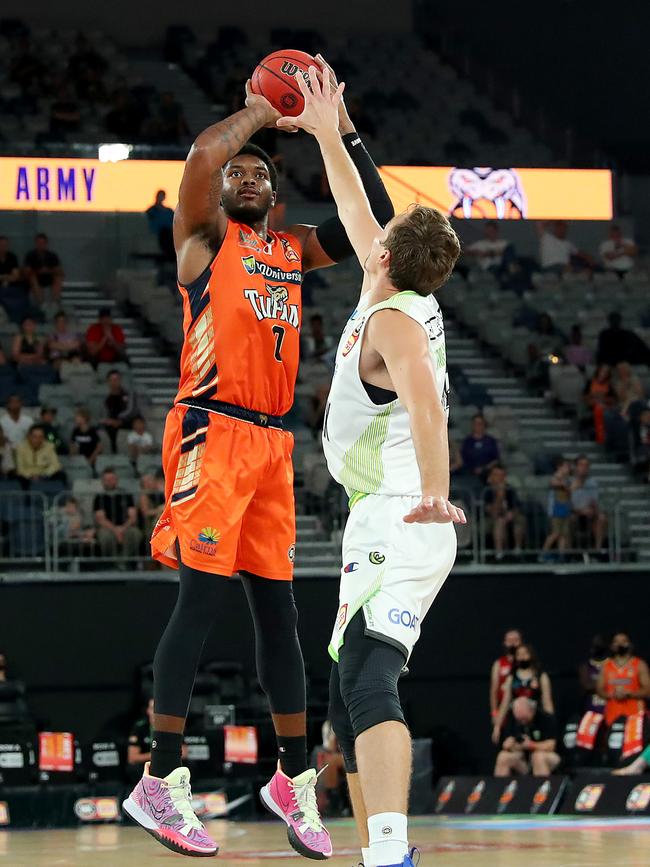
left=2, top=815, right=647, bottom=866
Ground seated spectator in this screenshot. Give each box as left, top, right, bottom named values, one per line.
left=103, top=369, right=137, bottom=452
left=24, top=233, right=64, bottom=304
left=56, top=495, right=95, bottom=546
left=490, top=629, right=524, bottom=722
left=47, top=311, right=82, bottom=366
left=145, top=190, right=175, bottom=261
left=15, top=424, right=63, bottom=483
left=466, top=221, right=513, bottom=275
left=39, top=406, right=65, bottom=454
left=597, top=633, right=650, bottom=727
left=493, top=644, right=554, bottom=744
left=537, top=220, right=593, bottom=274
left=69, top=407, right=103, bottom=467
left=600, top=224, right=638, bottom=275
left=570, top=455, right=607, bottom=552
left=302, top=313, right=334, bottom=361
left=127, top=415, right=154, bottom=462
left=483, top=465, right=526, bottom=560
left=85, top=307, right=126, bottom=366
left=11, top=316, right=45, bottom=366
left=597, top=312, right=650, bottom=367
left=583, top=364, right=615, bottom=443
left=494, top=697, right=560, bottom=777
left=460, top=414, right=500, bottom=482
left=613, top=361, right=645, bottom=419
left=578, top=634, right=608, bottom=715
left=540, top=456, right=572, bottom=560
left=613, top=744, right=650, bottom=775
left=139, top=471, right=165, bottom=539
left=0, top=395, right=34, bottom=448
left=0, top=235, right=21, bottom=293
left=0, top=427, right=15, bottom=478
left=93, top=467, right=143, bottom=563
left=563, top=324, right=593, bottom=370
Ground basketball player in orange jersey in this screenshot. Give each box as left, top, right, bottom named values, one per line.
left=122, top=56, right=394, bottom=858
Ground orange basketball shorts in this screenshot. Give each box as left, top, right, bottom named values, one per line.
left=151, top=404, right=296, bottom=580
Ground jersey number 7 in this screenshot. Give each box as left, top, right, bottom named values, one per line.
left=272, top=325, right=285, bottom=362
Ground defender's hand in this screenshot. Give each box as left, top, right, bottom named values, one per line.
left=314, top=53, right=354, bottom=134
left=403, top=496, right=467, bottom=525
left=276, top=66, right=345, bottom=138
left=244, top=79, right=282, bottom=128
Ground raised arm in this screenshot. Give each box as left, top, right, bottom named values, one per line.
left=365, top=310, right=466, bottom=526
left=277, top=66, right=388, bottom=271
left=174, top=95, right=280, bottom=284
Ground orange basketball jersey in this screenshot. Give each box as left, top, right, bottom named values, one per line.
left=175, top=219, right=303, bottom=415
left=602, top=657, right=645, bottom=725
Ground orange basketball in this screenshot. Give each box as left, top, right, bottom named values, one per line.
left=250, top=49, right=317, bottom=117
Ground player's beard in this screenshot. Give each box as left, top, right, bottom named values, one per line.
left=224, top=197, right=271, bottom=227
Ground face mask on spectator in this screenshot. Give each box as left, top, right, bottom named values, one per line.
left=614, top=644, right=630, bottom=656
left=517, top=658, right=532, bottom=668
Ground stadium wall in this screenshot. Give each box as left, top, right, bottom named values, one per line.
left=3, top=568, right=649, bottom=773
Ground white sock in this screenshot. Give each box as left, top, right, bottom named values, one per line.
left=367, top=813, right=408, bottom=866
left=362, top=846, right=374, bottom=867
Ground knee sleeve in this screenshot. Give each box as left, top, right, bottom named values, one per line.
left=338, top=612, right=406, bottom=739
left=241, top=573, right=305, bottom=715
left=328, top=663, right=357, bottom=773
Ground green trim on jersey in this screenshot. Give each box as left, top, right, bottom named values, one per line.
left=373, top=291, right=419, bottom=314
left=348, top=490, right=369, bottom=510
left=339, top=404, right=395, bottom=494
left=328, top=568, right=385, bottom=662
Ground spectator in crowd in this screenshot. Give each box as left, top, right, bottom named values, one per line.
left=93, top=467, right=143, bottom=563
left=600, top=224, right=638, bottom=275
left=69, top=407, right=103, bottom=467
left=634, top=406, right=650, bottom=482
left=302, top=313, right=334, bottom=361
left=105, top=90, right=141, bottom=139
left=56, top=495, right=95, bottom=548
left=127, top=415, right=154, bottom=462
left=11, top=316, right=45, bottom=366
left=597, top=312, right=650, bottom=367
left=540, top=456, right=572, bottom=560
left=39, top=406, right=65, bottom=454
left=49, top=84, right=82, bottom=137
left=461, top=414, right=501, bottom=483
left=493, top=644, right=554, bottom=744
left=154, top=91, right=190, bottom=144
left=583, top=364, right=616, bottom=444
left=490, top=629, right=524, bottom=722
left=0, top=395, right=34, bottom=448
left=466, top=221, right=513, bottom=275
left=494, top=696, right=560, bottom=777
left=613, top=744, right=650, bottom=775
left=103, top=369, right=137, bottom=452
left=483, top=465, right=526, bottom=560
left=578, top=634, right=608, bottom=715
left=597, top=633, right=650, bottom=727
left=0, top=236, right=21, bottom=294
left=139, top=471, right=165, bottom=539
left=23, top=233, right=64, bottom=304
left=85, top=307, right=126, bottom=366
left=571, top=455, right=607, bottom=552
left=145, top=190, right=175, bottom=261
left=0, top=427, right=15, bottom=478
left=563, top=324, right=593, bottom=370
left=15, top=424, right=63, bottom=483
left=537, top=220, right=593, bottom=274
left=128, top=697, right=155, bottom=772
left=47, top=311, right=82, bottom=366
left=613, top=361, right=645, bottom=419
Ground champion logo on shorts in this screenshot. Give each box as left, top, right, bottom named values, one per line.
left=369, top=551, right=385, bottom=565
left=190, top=527, right=220, bottom=556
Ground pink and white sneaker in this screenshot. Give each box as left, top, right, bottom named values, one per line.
left=122, top=762, right=218, bottom=857
left=260, top=764, right=332, bottom=860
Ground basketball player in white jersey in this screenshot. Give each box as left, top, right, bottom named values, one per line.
left=278, top=70, right=466, bottom=867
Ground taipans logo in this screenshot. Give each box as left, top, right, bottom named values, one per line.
left=266, top=283, right=288, bottom=304
left=343, top=562, right=359, bottom=573
left=336, top=604, right=348, bottom=630
left=575, top=783, right=604, bottom=812
left=342, top=320, right=364, bottom=357
left=369, top=551, right=385, bottom=565
left=190, top=527, right=220, bottom=556
left=241, top=255, right=302, bottom=284
left=288, top=544, right=296, bottom=562
left=281, top=237, right=300, bottom=263
left=389, top=608, right=419, bottom=630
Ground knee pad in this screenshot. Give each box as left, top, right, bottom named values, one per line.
left=339, top=670, right=406, bottom=739
left=328, top=673, right=357, bottom=773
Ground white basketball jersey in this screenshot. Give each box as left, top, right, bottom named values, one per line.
left=322, top=290, right=449, bottom=500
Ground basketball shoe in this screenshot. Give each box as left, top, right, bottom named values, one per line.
left=260, top=763, right=332, bottom=859
left=381, top=849, right=420, bottom=867
left=122, top=763, right=218, bottom=857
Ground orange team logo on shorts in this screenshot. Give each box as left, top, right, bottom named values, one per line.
left=190, top=527, right=221, bottom=556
